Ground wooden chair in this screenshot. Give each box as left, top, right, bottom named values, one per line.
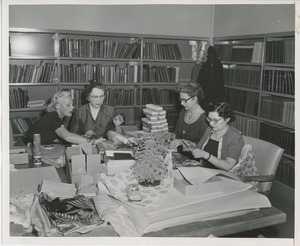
left=242, top=136, right=284, bottom=196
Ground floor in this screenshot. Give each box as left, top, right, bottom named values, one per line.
left=226, top=180, right=295, bottom=238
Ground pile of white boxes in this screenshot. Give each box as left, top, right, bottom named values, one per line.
left=142, top=104, right=168, bottom=133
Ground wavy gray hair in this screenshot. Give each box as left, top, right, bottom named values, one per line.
left=46, top=90, right=72, bottom=113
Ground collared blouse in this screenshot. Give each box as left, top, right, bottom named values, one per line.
left=69, top=104, right=116, bottom=138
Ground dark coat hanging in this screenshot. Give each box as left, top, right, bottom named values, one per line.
left=196, top=46, right=225, bottom=110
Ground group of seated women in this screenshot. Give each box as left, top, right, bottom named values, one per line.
left=23, top=82, right=134, bottom=146
left=23, top=81, right=244, bottom=172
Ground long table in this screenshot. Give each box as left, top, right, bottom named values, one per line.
left=10, top=144, right=287, bottom=238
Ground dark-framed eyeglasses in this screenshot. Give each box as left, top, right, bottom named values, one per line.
left=179, top=96, right=194, bottom=103
left=206, top=117, right=224, bottom=124
left=89, top=95, right=105, bottom=100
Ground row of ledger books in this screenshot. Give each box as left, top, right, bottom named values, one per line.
left=215, top=42, right=263, bottom=63
left=223, top=65, right=261, bottom=90
left=142, top=88, right=178, bottom=105
left=59, top=38, right=183, bottom=60
left=69, top=89, right=84, bottom=108
left=59, top=38, right=141, bottom=59
left=262, top=68, right=294, bottom=95
left=60, top=62, right=140, bottom=83
left=142, top=104, right=168, bottom=133
left=9, top=62, right=57, bottom=83
left=9, top=88, right=29, bottom=109
left=225, top=88, right=258, bottom=116
left=105, top=88, right=137, bottom=107
left=265, top=37, right=295, bottom=64
left=276, top=157, right=295, bottom=188
left=143, top=42, right=182, bottom=60
left=260, top=121, right=295, bottom=156
left=10, top=116, right=37, bottom=134
left=142, top=65, right=179, bottom=83
left=260, top=95, right=294, bottom=126
left=231, top=115, right=258, bottom=138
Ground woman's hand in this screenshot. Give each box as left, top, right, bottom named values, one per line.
left=93, top=137, right=107, bottom=145
left=169, top=139, right=182, bottom=149
left=192, top=148, right=206, bottom=159
left=159, top=132, right=176, bottom=145
left=128, top=137, right=138, bottom=146
left=83, top=130, right=96, bottom=139
left=113, top=114, right=124, bottom=126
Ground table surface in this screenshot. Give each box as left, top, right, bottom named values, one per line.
left=10, top=144, right=287, bottom=237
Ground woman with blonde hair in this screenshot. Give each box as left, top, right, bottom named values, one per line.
left=23, top=90, right=104, bottom=145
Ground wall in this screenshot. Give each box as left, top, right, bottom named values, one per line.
left=9, top=5, right=213, bottom=38
left=9, top=4, right=295, bottom=38
left=213, top=4, right=295, bottom=37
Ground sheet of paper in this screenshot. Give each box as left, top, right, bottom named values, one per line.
left=121, top=189, right=271, bottom=235
left=125, top=175, right=252, bottom=217
left=178, top=167, right=220, bottom=184
left=178, top=166, right=240, bottom=184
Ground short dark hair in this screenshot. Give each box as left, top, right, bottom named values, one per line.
left=85, top=82, right=106, bottom=100
left=178, top=82, right=204, bottom=102
left=206, top=102, right=235, bottom=123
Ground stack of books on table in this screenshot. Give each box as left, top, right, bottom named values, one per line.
left=142, top=104, right=168, bottom=133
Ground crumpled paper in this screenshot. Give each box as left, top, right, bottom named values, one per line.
left=93, top=190, right=139, bottom=237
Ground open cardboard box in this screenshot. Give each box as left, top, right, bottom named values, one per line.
left=173, top=169, right=223, bottom=197
left=10, top=166, right=62, bottom=197
left=104, top=150, right=136, bottom=176
left=65, top=145, right=102, bottom=186
left=10, top=147, right=28, bottom=165
left=173, top=167, right=244, bottom=197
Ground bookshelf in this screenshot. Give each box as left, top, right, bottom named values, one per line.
left=9, top=28, right=209, bottom=141
left=214, top=32, right=295, bottom=188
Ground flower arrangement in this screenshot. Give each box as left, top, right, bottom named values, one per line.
left=132, top=134, right=169, bottom=186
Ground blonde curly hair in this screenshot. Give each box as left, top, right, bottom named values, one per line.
left=46, top=90, right=72, bottom=113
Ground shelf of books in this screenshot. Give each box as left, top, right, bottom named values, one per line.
left=214, top=32, right=295, bottom=188
left=9, top=28, right=209, bottom=138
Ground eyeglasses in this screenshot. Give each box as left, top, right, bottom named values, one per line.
left=90, top=95, right=105, bottom=100
left=179, top=96, right=194, bottom=103
left=206, top=117, right=224, bottom=124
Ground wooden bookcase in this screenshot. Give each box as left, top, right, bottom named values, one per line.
left=9, top=28, right=209, bottom=142
left=214, top=32, right=295, bottom=188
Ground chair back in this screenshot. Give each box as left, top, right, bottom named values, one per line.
left=243, top=135, right=284, bottom=194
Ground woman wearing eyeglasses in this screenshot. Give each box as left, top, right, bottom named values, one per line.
left=23, top=90, right=103, bottom=145
left=162, top=82, right=208, bottom=149
left=191, top=102, right=244, bottom=171
left=69, top=82, right=117, bottom=140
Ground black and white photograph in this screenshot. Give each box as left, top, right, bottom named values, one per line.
left=1, top=1, right=298, bottom=246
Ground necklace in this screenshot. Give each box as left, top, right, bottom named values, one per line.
left=185, top=105, right=204, bottom=124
